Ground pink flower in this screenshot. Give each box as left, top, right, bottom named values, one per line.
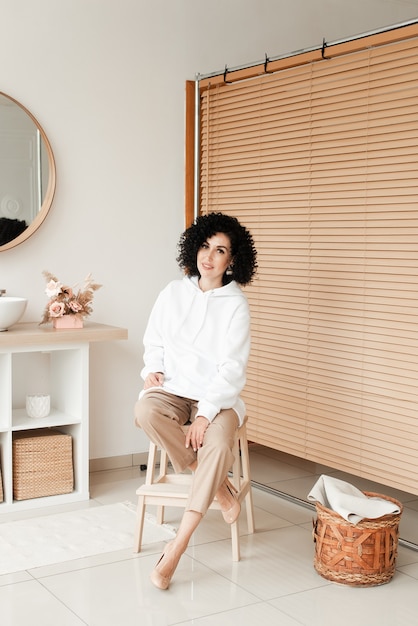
left=48, top=301, right=65, bottom=318
left=68, top=300, right=82, bottom=313
left=45, top=280, right=62, bottom=298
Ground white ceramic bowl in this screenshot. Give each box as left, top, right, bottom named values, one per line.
left=0, top=296, right=27, bottom=331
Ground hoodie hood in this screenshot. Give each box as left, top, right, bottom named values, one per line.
left=187, top=274, right=246, bottom=298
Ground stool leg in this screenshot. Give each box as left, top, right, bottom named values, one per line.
left=156, top=448, right=169, bottom=525
left=231, top=435, right=241, bottom=491
left=145, top=442, right=158, bottom=484
left=156, top=505, right=165, bottom=525
left=239, top=426, right=255, bottom=534
left=231, top=518, right=240, bottom=561
left=134, top=494, right=146, bottom=553
left=244, top=489, right=255, bottom=534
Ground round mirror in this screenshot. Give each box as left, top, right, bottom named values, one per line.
left=0, top=92, right=56, bottom=251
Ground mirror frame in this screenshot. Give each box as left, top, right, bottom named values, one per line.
left=0, top=92, right=56, bottom=252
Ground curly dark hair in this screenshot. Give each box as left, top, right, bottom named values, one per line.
left=176, top=212, right=257, bottom=286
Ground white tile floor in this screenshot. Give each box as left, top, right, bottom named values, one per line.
left=1, top=444, right=418, bottom=625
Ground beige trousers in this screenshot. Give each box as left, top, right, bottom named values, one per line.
left=134, top=389, right=238, bottom=515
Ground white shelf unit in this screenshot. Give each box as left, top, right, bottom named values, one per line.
left=0, top=322, right=127, bottom=513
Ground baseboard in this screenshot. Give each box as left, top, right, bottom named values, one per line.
left=89, top=452, right=150, bottom=473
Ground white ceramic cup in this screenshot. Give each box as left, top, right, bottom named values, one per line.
left=26, top=394, right=50, bottom=419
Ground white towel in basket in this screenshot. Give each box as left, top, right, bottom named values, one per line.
left=307, top=474, right=401, bottom=524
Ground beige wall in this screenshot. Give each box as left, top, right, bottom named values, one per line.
left=0, top=0, right=417, bottom=460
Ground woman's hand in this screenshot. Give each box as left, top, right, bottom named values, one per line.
left=143, top=372, right=164, bottom=389
left=186, top=416, right=209, bottom=452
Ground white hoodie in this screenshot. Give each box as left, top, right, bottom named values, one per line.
left=140, top=275, right=250, bottom=425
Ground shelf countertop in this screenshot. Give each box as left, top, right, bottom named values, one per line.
left=0, top=321, right=128, bottom=347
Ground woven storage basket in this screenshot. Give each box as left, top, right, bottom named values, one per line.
left=13, top=429, right=73, bottom=500
left=313, top=491, right=403, bottom=587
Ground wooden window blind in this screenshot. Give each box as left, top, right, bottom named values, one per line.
left=195, top=24, right=418, bottom=495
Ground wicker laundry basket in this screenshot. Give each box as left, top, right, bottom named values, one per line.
left=13, top=429, right=74, bottom=500
left=313, top=491, right=403, bottom=587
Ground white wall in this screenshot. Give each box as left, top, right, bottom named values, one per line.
left=0, top=0, right=417, bottom=460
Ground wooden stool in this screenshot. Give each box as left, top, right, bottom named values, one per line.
left=134, top=420, right=255, bottom=561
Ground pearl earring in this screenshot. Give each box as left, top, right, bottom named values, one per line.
left=226, top=266, right=233, bottom=276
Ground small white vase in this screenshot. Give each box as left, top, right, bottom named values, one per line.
left=26, top=394, right=50, bottom=419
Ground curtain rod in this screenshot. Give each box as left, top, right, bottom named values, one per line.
left=195, top=17, right=418, bottom=82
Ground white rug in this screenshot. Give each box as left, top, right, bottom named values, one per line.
left=0, top=502, right=176, bottom=575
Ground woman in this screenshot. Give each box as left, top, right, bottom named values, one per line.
left=134, top=212, right=257, bottom=590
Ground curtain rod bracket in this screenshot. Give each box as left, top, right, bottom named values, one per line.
left=264, top=53, right=273, bottom=74
left=223, top=65, right=232, bottom=84
left=321, top=37, right=330, bottom=59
